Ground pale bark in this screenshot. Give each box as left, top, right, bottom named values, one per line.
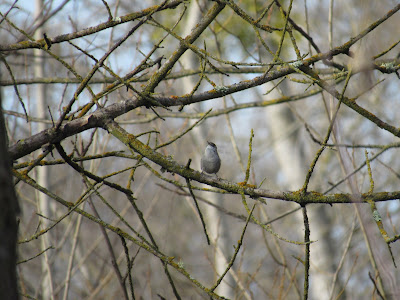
left=180, top=1, right=235, bottom=298
left=266, top=84, right=339, bottom=299
left=34, top=1, right=54, bottom=298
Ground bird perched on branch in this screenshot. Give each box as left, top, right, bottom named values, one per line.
left=201, top=141, right=221, bottom=176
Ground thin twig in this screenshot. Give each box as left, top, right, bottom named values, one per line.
left=185, top=159, right=210, bottom=245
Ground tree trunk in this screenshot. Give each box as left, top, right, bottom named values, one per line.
left=34, top=1, right=54, bottom=298
left=0, top=75, right=19, bottom=300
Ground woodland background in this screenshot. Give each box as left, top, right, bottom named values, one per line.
left=1, top=0, right=400, bottom=299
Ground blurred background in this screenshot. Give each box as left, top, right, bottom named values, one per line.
left=1, top=0, right=400, bottom=299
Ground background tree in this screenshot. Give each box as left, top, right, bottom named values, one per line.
left=1, top=0, right=400, bottom=299
left=0, top=74, right=19, bottom=300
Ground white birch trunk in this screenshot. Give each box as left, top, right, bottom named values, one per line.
left=266, top=84, right=336, bottom=300
left=34, top=1, right=54, bottom=298
left=180, top=1, right=234, bottom=298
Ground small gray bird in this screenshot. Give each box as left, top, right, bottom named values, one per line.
left=201, top=141, right=221, bottom=175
